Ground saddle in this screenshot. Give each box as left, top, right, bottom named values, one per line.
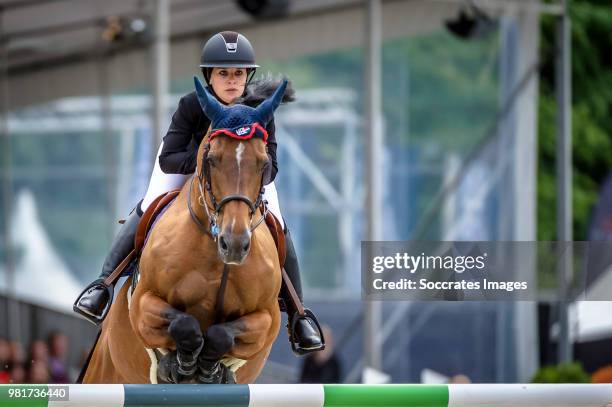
left=103, top=190, right=287, bottom=286
left=134, top=190, right=181, bottom=255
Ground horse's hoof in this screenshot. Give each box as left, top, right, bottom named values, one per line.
left=197, top=359, right=226, bottom=384
left=195, top=360, right=236, bottom=384
left=157, top=352, right=175, bottom=383
left=158, top=351, right=197, bottom=384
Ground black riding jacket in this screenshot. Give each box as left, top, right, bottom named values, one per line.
left=159, top=91, right=278, bottom=183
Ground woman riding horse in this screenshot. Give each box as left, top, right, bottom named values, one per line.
left=74, top=31, right=323, bottom=355
left=84, top=78, right=291, bottom=384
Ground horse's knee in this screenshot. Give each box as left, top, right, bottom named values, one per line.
left=168, top=314, right=203, bottom=351
left=201, top=325, right=235, bottom=360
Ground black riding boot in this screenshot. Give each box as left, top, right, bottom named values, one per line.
left=281, top=227, right=325, bottom=355
left=73, top=203, right=143, bottom=325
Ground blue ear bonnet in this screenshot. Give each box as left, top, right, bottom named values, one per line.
left=193, top=76, right=287, bottom=132
left=211, top=105, right=262, bottom=130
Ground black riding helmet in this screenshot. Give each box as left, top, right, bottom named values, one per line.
left=200, top=31, right=259, bottom=87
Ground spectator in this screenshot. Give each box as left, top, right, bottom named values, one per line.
left=29, top=340, right=49, bottom=363
left=300, top=326, right=341, bottom=383
left=48, top=332, right=70, bottom=383
left=592, top=365, right=612, bottom=383
left=0, top=337, right=10, bottom=383
left=9, top=363, right=26, bottom=384
left=28, top=362, right=49, bottom=384
left=27, top=340, right=49, bottom=383
left=449, top=374, right=472, bottom=384
left=9, top=341, right=25, bottom=365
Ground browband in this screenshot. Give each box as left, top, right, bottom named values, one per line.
left=209, top=122, right=268, bottom=143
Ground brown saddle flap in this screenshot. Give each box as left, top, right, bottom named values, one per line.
left=264, top=209, right=286, bottom=269
left=134, top=190, right=181, bottom=254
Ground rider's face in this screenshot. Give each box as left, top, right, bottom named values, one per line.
left=209, top=68, right=247, bottom=104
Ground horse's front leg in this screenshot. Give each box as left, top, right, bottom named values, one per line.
left=130, top=291, right=203, bottom=383
left=197, top=310, right=274, bottom=382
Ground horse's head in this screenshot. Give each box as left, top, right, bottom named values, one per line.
left=193, top=77, right=287, bottom=264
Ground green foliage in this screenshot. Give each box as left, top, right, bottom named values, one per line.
left=531, top=362, right=591, bottom=383
left=538, top=1, right=612, bottom=240
left=385, top=33, right=498, bottom=150
left=261, top=30, right=499, bottom=153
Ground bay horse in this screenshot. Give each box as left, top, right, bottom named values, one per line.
left=82, top=78, right=288, bottom=384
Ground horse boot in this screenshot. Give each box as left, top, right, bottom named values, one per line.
left=281, top=227, right=325, bottom=355
left=73, top=203, right=143, bottom=326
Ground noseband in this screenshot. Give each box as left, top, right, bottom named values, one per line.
left=188, top=141, right=267, bottom=240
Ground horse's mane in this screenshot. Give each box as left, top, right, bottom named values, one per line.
left=235, top=74, right=296, bottom=107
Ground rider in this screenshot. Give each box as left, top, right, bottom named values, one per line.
left=74, top=31, right=324, bottom=355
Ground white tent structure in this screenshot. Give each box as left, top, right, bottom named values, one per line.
left=570, top=267, right=612, bottom=343
left=0, top=189, right=82, bottom=312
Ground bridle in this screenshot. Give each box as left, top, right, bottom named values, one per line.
left=188, top=139, right=268, bottom=241
left=185, top=137, right=270, bottom=328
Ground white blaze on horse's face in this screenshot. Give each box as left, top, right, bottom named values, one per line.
left=235, top=142, right=245, bottom=190
left=225, top=141, right=251, bottom=264
left=213, top=139, right=261, bottom=266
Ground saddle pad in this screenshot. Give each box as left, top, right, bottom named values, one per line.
left=134, top=190, right=181, bottom=254
left=142, top=196, right=177, bottom=249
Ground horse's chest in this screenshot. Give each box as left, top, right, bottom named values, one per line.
left=166, top=269, right=260, bottom=318
left=167, top=271, right=219, bottom=308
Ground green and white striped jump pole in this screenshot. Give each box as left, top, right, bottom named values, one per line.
left=1, top=384, right=611, bottom=407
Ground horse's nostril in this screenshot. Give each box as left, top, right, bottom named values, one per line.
left=219, top=236, right=228, bottom=251
left=242, top=241, right=250, bottom=253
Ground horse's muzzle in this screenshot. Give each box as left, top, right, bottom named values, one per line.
left=218, top=231, right=251, bottom=264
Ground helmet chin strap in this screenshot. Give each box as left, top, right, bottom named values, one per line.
left=246, top=68, right=257, bottom=86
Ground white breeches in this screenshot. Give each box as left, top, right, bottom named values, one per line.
left=141, top=142, right=285, bottom=230
left=142, top=143, right=190, bottom=212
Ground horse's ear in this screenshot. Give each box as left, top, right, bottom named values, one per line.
left=255, top=79, right=288, bottom=126
left=194, top=76, right=224, bottom=124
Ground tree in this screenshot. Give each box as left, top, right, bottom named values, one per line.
left=538, top=1, right=612, bottom=240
